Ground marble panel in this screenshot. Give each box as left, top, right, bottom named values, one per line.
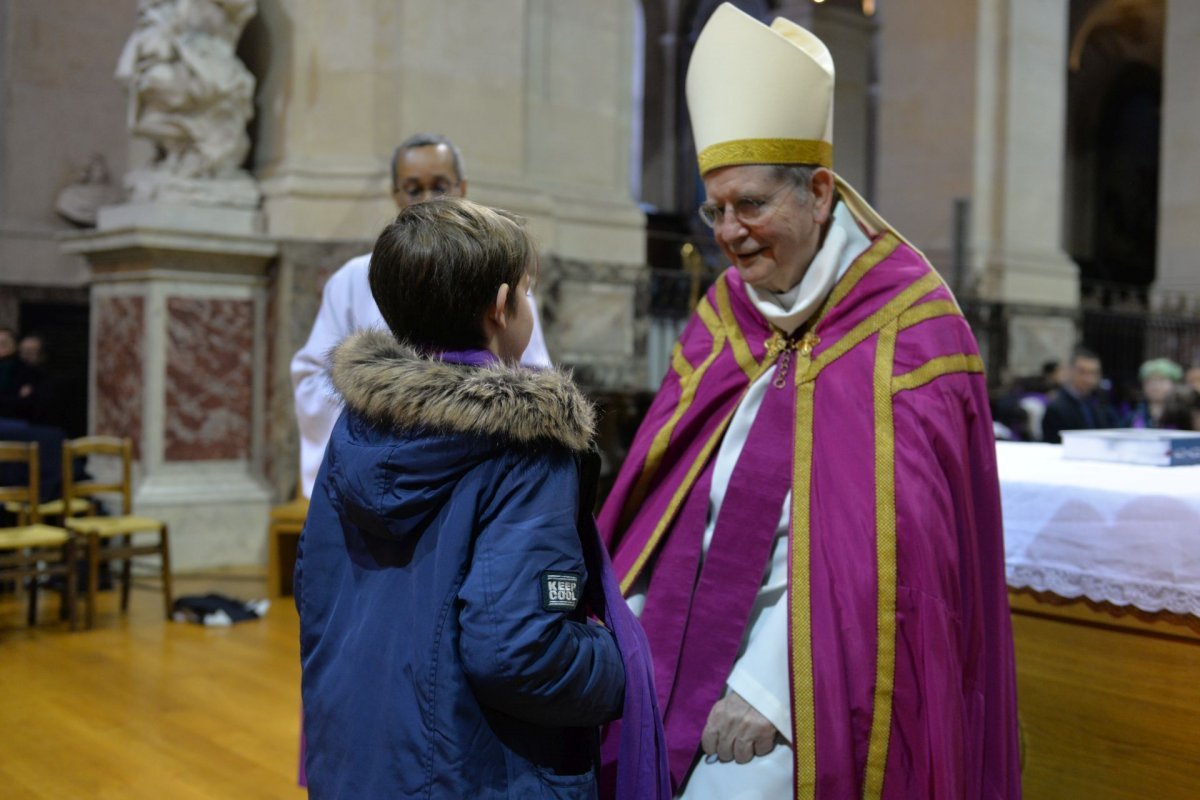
left=164, top=297, right=254, bottom=461
left=95, top=295, right=144, bottom=457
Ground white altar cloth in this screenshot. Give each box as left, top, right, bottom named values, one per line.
left=997, top=441, right=1200, bottom=616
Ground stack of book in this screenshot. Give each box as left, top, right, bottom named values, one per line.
left=1060, top=428, right=1200, bottom=467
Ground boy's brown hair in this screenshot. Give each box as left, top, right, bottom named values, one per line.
left=369, top=197, right=536, bottom=352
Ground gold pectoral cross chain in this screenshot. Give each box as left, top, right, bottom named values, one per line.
left=765, top=330, right=820, bottom=389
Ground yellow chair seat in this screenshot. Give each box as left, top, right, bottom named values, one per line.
left=0, top=524, right=72, bottom=549
left=65, top=515, right=164, bottom=538
left=4, top=497, right=92, bottom=517
left=270, top=496, right=309, bottom=523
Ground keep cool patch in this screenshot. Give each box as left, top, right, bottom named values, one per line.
left=540, top=571, right=581, bottom=612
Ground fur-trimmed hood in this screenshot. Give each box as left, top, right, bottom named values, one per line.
left=330, top=329, right=595, bottom=452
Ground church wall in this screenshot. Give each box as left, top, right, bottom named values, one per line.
left=875, top=0, right=978, bottom=276
left=0, top=0, right=135, bottom=288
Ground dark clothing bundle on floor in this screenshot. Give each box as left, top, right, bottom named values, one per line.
left=172, top=593, right=269, bottom=626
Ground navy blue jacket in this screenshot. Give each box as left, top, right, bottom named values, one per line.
left=1041, top=388, right=1118, bottom=443
left=297, top=332, right=625, bottom=799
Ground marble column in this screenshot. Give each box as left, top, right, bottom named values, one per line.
left=1155, top=0, right=1200, bottom=302
left=63, top=205, right=278, bottom=571
left=974, top=0, right=1080, bottom=375
left=810, top=5, right=876, bottom=194
left=254, top=0, right=644, bottom=261
left=876, top=0, right=977, bottom=272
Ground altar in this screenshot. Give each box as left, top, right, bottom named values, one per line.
left=997, top=442, right=1200, bottom=799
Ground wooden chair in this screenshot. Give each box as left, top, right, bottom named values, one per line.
left=267, top=470, right=308, bottom=598
left=5, top=496, right=93, bottom=526
left=0, top=441, right=78, bottom=630
left=2, top=427, right=92, bottom=524
left=60, top=437, right=173, bottom=629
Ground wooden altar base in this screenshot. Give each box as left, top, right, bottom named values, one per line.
left=1010, top=588, right=1200, bottom=799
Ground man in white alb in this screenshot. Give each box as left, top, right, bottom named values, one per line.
left=290, top=133, right=551, bottom=497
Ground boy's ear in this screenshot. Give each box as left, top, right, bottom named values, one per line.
left=488, top=283, right=511, bottom=330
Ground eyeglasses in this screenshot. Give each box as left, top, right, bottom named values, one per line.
left=697, top=182, right=796, bottom=228
left=397, top=179, right=461, bottom=202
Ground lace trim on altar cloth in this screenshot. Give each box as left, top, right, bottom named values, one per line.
left=1006, top=563, right=1200, bottom=617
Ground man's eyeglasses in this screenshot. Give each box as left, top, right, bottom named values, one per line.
left=697, top=182, right=796, bottom=228
left=398, top=180, right=461, bottom=202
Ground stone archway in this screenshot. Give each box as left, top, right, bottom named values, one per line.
left=1065, top=0, right=1165, bottom=304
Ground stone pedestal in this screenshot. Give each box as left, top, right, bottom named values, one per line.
left=539, top=255, right=646, bottom=391
left=1006, top=312, right=1077, bottom=380
left=62, top=204, right=278, bottom=571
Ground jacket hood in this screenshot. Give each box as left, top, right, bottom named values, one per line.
left=323, top=331, right=594, bottom=542
left=330, top=330, right=595, bottom=451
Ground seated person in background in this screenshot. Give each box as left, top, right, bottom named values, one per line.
left=13, top=333, right=59, bottom=426
left=1016, top=359, right=1064, bottom=441
left=0, top=327, right=32, bottom=419
left=18, top=333, right=44, bottom=368
left=1186, top=364, right=1200, bottom=395
left=1187, top=389, right=1200, bottom=432
left=1124, top=358, right=1184, bottom=429
left=1043, top=346, right=1119, bottom=443
left=296, top=198, right=666, bottom=799
left=992, top=391, right=1033, bottom=441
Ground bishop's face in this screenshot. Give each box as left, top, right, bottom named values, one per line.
left=701, top=164, right=833, bottom=294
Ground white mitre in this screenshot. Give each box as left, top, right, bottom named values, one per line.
left=686, top=3, right=835, bottom=176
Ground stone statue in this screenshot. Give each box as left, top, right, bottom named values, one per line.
left=115, top=0, right=260, bottom=207
left=55, top=155, right=122, bottom=227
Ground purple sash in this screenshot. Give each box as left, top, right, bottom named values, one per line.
left=585, top=517, right=673, bottom=800
left=642, top=368, right=797, bottom=788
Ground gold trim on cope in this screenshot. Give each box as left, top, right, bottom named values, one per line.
left=789, top=375, right=818, bottom=800
left=897, top=300, right=961, bottom=332
left=716, top=278, right=760, bottom=380
left=699, top=138, right=834, bottom=174
left=619, top=404, right=740, bottom=594
left=670, top=342, right=694, bottom=382
left=804, top=272, right=942, bottom=382
left=864, top=320, right=900, bottom=799
left=819, top=233, right=899, bottom=319
left=892, top=354, right=984, bottom=394
left=617, top=293, right=727, bottom=537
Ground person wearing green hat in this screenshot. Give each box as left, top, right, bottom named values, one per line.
left=1124, top=357, right=1186, bottom=429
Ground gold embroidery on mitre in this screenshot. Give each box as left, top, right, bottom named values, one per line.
left=698, top=138, right=834, bottom=174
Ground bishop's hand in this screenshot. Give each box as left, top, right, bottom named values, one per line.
left=700, top=689, right=781, bottom=764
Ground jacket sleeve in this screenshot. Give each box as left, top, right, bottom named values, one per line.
left=457, top=449, right=626, bottom=728
left=290, top=262, right=356, bottom=498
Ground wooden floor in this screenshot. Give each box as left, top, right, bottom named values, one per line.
left=0, top=571, right=307, bottom=799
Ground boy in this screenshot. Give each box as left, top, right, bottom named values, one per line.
left=296, top=198, right=666, bottom=799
